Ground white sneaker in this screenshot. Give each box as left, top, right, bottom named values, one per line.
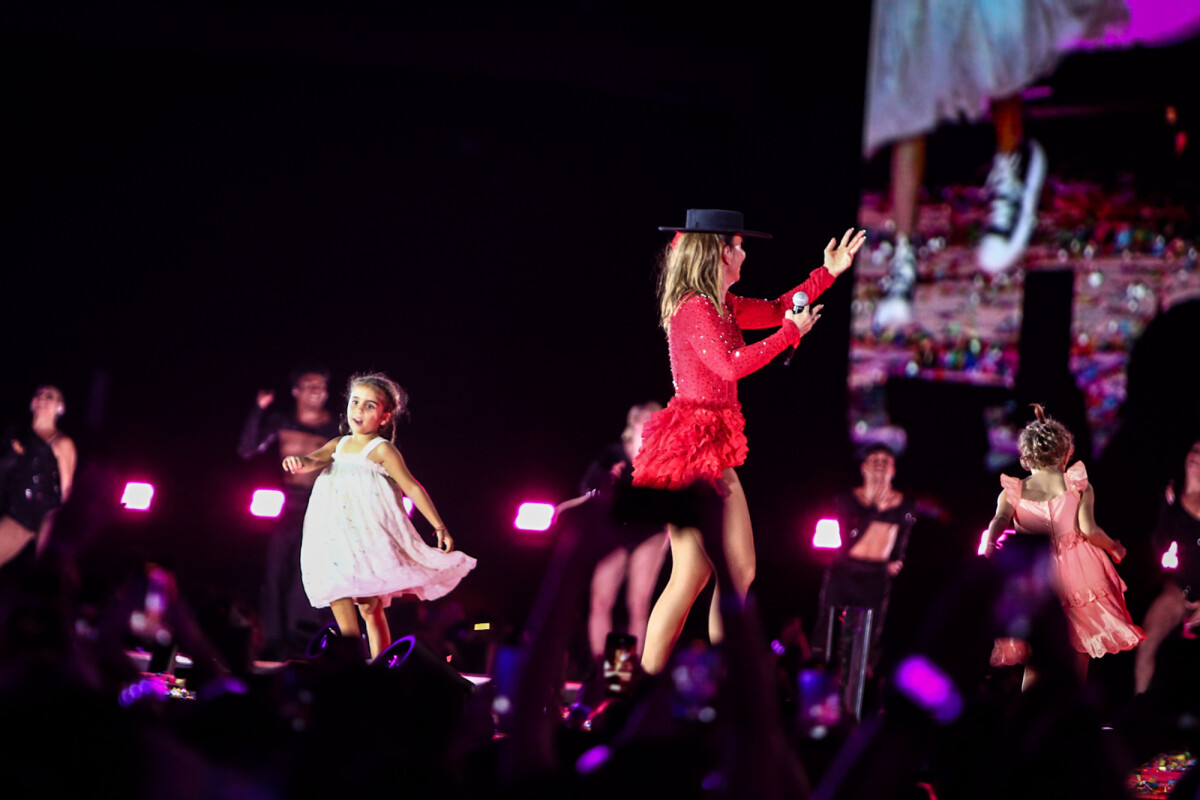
left=977, top=139, right=1046, bottom=274
left=873, top=236, right=917, bottom=330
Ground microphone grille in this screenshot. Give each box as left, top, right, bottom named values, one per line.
left=792, top=291, right=809, bottom=306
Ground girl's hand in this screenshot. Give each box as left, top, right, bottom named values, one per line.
left=785, top=304, right=823, bottom=337
left=823, top=228, right=868, bottom=276
left=436, top=528, right=455, bottom=553
left=282, top=456, right=305, bottom=474
left=1109, top=539, right=1127, bottom=564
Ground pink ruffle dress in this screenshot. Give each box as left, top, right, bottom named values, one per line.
left=991, top=462, right=1144, bottom=665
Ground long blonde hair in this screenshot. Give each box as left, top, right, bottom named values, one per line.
left=657, top=233, right=727, bottom=330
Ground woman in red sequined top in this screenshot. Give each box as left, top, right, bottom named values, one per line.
left=633, top=209, right=865, bottom=673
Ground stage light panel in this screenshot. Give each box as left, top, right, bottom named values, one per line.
left=812, top=518, right=840, bottom=549
left=121, top=482, right=155, bottom=511
left=1163, top=541, right=1179, bottom=569
left=250, top=489, right=285, bottom=518
left=514, top=502, right=555, bottom=531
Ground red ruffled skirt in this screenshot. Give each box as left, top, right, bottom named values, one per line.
left=631, top=398, right=748, bottom=490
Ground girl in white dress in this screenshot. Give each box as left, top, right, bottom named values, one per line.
left=284, top=372, right=476, bottom=659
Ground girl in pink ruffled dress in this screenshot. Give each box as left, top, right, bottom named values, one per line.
left=983, top=404, right=1143, bottom=688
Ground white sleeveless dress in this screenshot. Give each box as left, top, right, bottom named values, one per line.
left=300, top=436, right=476, bottom=608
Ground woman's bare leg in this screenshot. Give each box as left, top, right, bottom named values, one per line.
left=708, top=469, right=757, bottom=645
left=625, top=531, right=669, bottom=654
left=641, top=525, right=713, bottom=675
left=589, top=546, right=630, bottom=659
left=720, top=469, right=757, bottom=598
left=357, top=596, right=391, bottom=659
left=1135, top=583, right=1186, bottom=693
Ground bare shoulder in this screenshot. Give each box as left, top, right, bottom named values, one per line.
left=370, top=439, right=402, bottom=461
left=51, top=434, right=76, bottom=458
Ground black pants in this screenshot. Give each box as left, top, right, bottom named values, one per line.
left=814, top=557, right=892, bottom=673
left=261, top=492, right=328, bottom=659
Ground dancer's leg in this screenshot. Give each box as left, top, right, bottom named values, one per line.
left=890, top=135, right=926, bottom=238
left=588, top=546, right=630, bottom=659
left=624, top=531, right=668, bottom=655
left=721, top=469, right=756, bottom=598
left=708, top=469, right=756, bottom=645
left=357, top=596, right=391, bottom=659
left=991, top=93, right=1024, bottom=154
left=330, top=597, right=360, bottom=640
left=1135, top=583, right=1186, bottom=693
left=641, top=525, right=713, bottom=675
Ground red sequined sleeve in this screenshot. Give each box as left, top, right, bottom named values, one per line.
left=729, top=266, right=837, bottom=330
left=674, top=296, right=801, bottom=381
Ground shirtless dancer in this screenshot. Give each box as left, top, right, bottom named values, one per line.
left=815, top=445, right=917, bottom=673
left=239, top=367, right=341, bottom=660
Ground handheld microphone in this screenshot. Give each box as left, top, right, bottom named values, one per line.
left=783, top=291, right=810, bottom=366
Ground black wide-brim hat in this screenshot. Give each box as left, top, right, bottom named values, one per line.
left=658, top=208, right=772, bottom=239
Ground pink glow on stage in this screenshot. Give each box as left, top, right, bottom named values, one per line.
left=121, top=482, right=155, bottom=511
left=1162, top=541, right=1179, bottom=569
left=402, top=496, right=414, bottom=517
left=249, top=489, right=285, bottom=518
left=895, top=655, right=962, bottom=723
left=977, top=529, right=1013, bottom=556
left=812, top=518, right=841, bottom=549
left=514, top=502, right=555, bottom=532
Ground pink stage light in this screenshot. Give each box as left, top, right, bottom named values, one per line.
left=812, top=518, right=841, bottom=549
left=121, top=482, right=155, bottom=511
left=402, top=496, right=414, bottom=517
left=977, top=529, right=1013, bottom=556
left=514, top=502, right=555, bottom=532
left=1162, top=541, right=1179, bottom=570
left=249, top=489, right=285, bottom=518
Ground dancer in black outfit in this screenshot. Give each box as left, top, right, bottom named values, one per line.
left=238, top=366, right=340, bottom=659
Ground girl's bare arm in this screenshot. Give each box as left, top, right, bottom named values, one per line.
left=374, top=442, right=454, bottom=552
left=1077, top=486, right=1126, bottom=562
left=282, top=437, right=340, bottom=475
left=984, top=490, right=1014, bottom=557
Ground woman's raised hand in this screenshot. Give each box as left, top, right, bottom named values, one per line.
left=785, top=304, right=823, bottom=337
left=823, top=228, right=868, bottom=276
left=282, top=456, right=305, bottom=474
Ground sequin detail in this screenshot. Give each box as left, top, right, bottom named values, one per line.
left=633, top=267, right=835, bottom=487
